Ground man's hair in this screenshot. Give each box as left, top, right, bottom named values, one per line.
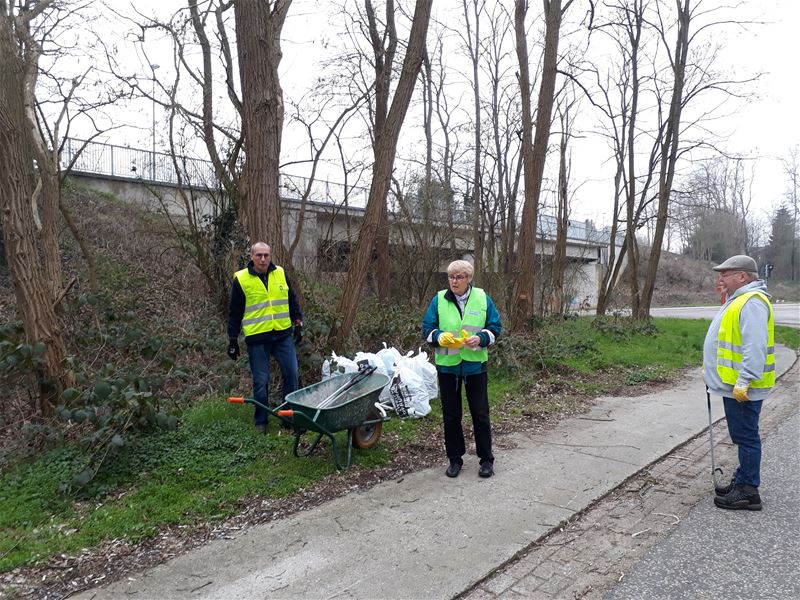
left=446, top=260, right=474, bottom=279
left=250, top=241, right=270, bottom=254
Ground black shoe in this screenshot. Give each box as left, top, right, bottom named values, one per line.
left=255, top=423, right=267, bottom=434
left=478, top=462, right=494, bottom=478
left=445, top=461, right=462, bottom=478
left=715, top=477, right=735, bottom=497
left=714, top=484, right=762, bottom=511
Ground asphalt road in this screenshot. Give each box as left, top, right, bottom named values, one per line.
left=605, top=411, right=800, bottom=600
left=649, top=303, right=800, bottom=328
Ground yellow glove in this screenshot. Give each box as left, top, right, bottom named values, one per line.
left=438, top=332, right=464, bottom=348
left=439, top=332, right=455, bottom=347
left=460, top=329, right=469, bottom=341
left=732, top=384, right=750, bottom=403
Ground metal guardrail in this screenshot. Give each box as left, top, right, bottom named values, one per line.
left=61, top=138, right=372, bottom=208
left=61, top=137, right=619, bottom=246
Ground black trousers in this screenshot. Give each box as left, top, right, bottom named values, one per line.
left=438, top=371, right=494, bottom=464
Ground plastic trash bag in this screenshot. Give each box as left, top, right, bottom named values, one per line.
left=353, top=351, right=391, bottom=377
left=376, top=343, right=403, bottom=375
left=378, top=363, right=429, bottom=417
left=411, top=349, right=438, bottom=401
left=321, top=352, right=359, bottom=380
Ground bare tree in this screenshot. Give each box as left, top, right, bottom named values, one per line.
left=283, top=88, right=371, bottom=265
left=234, top=0, right=292, bottom=259
left=512, top=0, right=573, bottom=328
left=781, top=146, right=799, bottom=281
left=637, top=0, right=691, bottom=318
left=331, top=0, right=433, bottom=347
left=0, top=0, right=71, bottom=415
left=460, top=0, right=486, bottom=278
left=548, top=95, right=576, bottom=315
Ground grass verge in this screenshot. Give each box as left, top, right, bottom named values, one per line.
left=1, top=316, right=796, bottom=574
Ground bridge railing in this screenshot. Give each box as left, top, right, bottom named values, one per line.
left=61, top=138, right=372, bottom=208
left=61, top=138, right=621, bottom=246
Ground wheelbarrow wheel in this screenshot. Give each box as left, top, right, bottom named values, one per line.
left=352, top=411, right=382, bottom=449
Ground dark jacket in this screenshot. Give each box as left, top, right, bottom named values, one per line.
left=227, top=261, right=303, bottom=346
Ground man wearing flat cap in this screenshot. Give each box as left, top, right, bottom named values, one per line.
left=703, top=254, right=774, bottom=511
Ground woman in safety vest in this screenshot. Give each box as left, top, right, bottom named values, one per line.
left=422, top=260, right=502, bottom=478
left=703, top=254, right=774, bottom=511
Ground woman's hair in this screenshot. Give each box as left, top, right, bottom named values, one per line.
left=446, top=260, right=474, bottom=279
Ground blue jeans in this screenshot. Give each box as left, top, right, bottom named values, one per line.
left=723, top=397, right=763, bottom=487
left=247, top=335, right=299, bottom=426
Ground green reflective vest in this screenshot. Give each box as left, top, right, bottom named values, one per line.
left=435, top=288, right=489, bottom=366
left=235, top=266, right=292, bottom=337
left=717, top=291, right=775, bottom=389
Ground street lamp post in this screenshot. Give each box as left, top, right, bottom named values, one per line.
left=150, top=63, right=160, bottom=181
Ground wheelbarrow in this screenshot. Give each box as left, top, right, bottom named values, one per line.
left=228, top=366, right=390, bottom=470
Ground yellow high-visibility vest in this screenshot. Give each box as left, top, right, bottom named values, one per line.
left=435, top=288, right=488, bottom=366
left=717, top=291, right=774, bottom=389
left=235, top=266, right=292, bottom=337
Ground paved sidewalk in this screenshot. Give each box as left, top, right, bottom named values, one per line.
left=77, top=347, right=797, bottom=600
left=606, top=410, right=800, bottom=600
left=463, top=357, right=799, bottom=600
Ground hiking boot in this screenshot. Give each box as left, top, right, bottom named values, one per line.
left=714, top=484, right=762, bottom=511
left=478, top=462, right=494, bottom=478
left=255, top=423, right=267, bottom=434
left=715, top=477, right=735, bottom=497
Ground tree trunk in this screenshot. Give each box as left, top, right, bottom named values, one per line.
left=638, top=0, right=690, bottom=318
left=463, top=0, right=483, bottom=279
left=0, top=24, right=70, bottom=415
left=550, top=110, right=570, bottom=315
left=40, top=170, right=64, bottom=303
left=331, top=0, right=433, bottom=348
left=513, top=0, right=565, bottom=327
left=234, top=0, right=291, bottom=261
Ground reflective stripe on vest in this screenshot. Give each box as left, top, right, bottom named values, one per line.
left=235, top=266, right=292, bottom=337
left=435, top=288, right=489, bottom=366
left=716, top=291, right=775, bottom=389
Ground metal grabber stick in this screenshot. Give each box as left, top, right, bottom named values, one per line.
left=706, top=386, right=724, bottom=489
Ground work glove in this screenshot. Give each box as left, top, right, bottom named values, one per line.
left=292, top=320, right=303, bottom=345
left=438, top=332, right=463, bottom=348
left=227, top=339, right=240, bottom=361
left=732, top=384, right=750, bottom=403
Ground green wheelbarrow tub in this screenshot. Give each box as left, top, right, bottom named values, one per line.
left=228, top=371, right=390, bottom=470
left=281, top=371, right=390, bottom=434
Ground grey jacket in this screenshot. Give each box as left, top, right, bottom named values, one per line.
left=703, top=279, right=772, bottom=401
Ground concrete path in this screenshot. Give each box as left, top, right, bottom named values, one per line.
left=78, top=347, right=797, bottom=600
left=461, top=355, right=799, bottom=599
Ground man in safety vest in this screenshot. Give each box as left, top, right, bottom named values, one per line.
left=703, top=254, right=774, bottom=511
left=227, top=242, right=303, bottom=433
left=422, top=260, right=502, bottom=479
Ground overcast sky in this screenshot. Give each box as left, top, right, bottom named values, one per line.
left=98, top=0, right=798, bottom=232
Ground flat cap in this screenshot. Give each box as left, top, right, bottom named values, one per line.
left=712, top=254, right=758, bottom=273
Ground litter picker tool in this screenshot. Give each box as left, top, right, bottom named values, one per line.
left=316, top=365, right=377, bottom=410
left=706, top=386, right=724, bottom=490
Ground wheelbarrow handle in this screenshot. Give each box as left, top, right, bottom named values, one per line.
left=277, top=409, right=294, bottom=418
left=227, top=396, right=245, bottom=404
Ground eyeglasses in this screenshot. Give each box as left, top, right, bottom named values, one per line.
left=254, top=253, right=271, bottom=259
left=718, top=271, right=742, bottom=279
left=448, top=274, right=468, bottom=281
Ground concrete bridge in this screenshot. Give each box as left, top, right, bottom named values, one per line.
left=64, top=139, right=623, bottom=308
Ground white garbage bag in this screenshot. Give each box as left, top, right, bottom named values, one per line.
left=376, top=343, right=403, bottom=375
left=379, top=363, right=429, bottom=418
left=353, top=351, right=391, bottom=377
left=321, top=351, right=359, bottom=380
